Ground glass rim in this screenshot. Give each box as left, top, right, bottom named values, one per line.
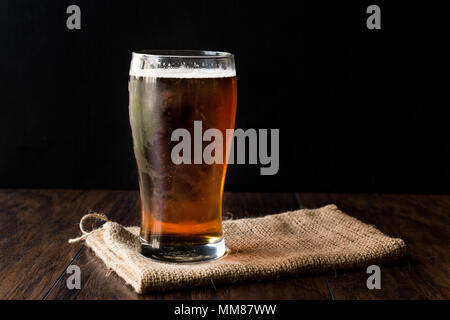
left=132, top=50, right=234, bottom=59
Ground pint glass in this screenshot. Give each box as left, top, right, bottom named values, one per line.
left=128, top=51, right=237, bottom=262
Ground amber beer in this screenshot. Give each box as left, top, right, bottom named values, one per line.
left=128, top=51, right=237, bottom=262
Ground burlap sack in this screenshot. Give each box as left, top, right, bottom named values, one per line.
left=70, top=204, right=406, bottom=294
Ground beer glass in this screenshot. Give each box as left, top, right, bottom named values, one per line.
left=128, top=50, right=237, bottom=262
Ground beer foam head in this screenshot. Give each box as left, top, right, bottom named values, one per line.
left=130, top=51, right=236, bottom=78
left=130, top=66, right=236, bottom=78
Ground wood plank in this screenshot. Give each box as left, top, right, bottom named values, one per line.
left=297, top=193, right=450, bottom=299
left=0, top=189, right=122, bottom=299
left=46, top=192, right=331, bottom=299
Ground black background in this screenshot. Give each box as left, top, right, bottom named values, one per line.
left=0, top=1, right=446, bottom=193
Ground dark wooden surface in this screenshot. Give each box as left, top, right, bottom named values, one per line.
left=0, top=190, right=448, bottom=300
left=297, top=193, right=450, bottom=300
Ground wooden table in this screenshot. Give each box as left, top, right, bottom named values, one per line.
left=0, top=190, right=448, bottom=299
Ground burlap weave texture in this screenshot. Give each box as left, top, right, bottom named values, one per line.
left=73, top=204, right=406, bottom=293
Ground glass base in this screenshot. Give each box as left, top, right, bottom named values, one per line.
left=141, top=237, right=226, bottom=263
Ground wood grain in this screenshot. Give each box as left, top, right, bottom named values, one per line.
left=2, top=190, right=447, bottom=300
left=0, top=189, right=122, bottom=299
left=297, top=193, right=450, bottom=300
left=45, top=192, right=331, bottom=299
